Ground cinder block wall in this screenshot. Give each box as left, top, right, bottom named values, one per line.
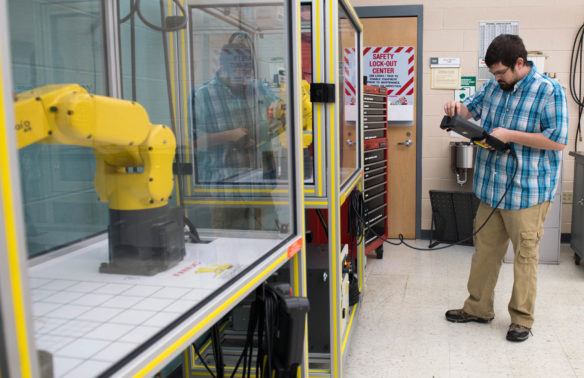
left=352, top=0, right=584, bottom=234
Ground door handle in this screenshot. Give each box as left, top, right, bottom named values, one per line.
left=346, top=139, right=355, bottom=146
left=578, top=197, right=584, bottom=207
left=398, top=139, right=412, bottom=147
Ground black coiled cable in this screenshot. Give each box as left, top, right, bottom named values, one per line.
left=348, top=190, right=365, bottom=247
left=570, top=21, right=584, bottom=152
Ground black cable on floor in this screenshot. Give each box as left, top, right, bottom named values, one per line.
left=352, top=148, right=518, bottom=251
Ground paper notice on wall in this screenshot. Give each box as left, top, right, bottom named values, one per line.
left=363, top=46, right=415, bottom=122
left=431, top=67, right=461, bottom=89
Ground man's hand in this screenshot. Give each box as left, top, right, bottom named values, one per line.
left=443, top=101, right=472, bottom=119
left=489, top=128, right=512, bottom=143
left=476, top=128, right=510, bottom=150
left=229, top=128, right=254, bottom=148
left=444, top=101, right=461, bottom=117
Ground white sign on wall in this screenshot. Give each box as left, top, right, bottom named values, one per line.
left=478, top=21, right=519, bottom=80
left=363, top=46, right=415, bottom=121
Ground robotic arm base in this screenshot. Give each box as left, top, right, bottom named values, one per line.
left=99, top=205, right=185, bottom=276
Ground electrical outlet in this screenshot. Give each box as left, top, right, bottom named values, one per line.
left=562, top=191, right=573, bottom=204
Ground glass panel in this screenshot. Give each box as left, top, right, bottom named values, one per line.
left=300, top=3, right=315, bottom=185
left=8, top=0, right=108, bottom=258
left=7, top=0, right=296, bottom=376
left=118, top=0, right=172, bottom=127
left=338, top=4, right=359, bottom=186
left=187, top=3, right=294, bottom=234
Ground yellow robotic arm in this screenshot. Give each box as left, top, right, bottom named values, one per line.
left=14, top=84, right=175, bottom=211
left=14, top=84, right=184, bottom=276
left=276, top=79, right=313, bottom=148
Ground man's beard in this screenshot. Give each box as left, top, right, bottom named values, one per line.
left=498, top=80, right=515, bottom=91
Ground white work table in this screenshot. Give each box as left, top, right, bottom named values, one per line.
left=29, top=236, right=285, bottom=377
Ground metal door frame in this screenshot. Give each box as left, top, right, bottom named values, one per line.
left=354, top=5, right=423, bottom=238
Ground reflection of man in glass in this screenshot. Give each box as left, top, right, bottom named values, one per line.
left=193, top=35, right=279, bottom=183
left=192, top=33, right=280, bottom=229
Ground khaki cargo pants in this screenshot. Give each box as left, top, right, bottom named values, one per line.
left=462, top=200, right=551, bottom=328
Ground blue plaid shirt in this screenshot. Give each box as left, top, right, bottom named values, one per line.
left=192, top=76, right=277, bottom=183
left=464, top=64, right=568, bottom=210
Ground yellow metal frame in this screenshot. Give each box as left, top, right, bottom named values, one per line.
left=301, top=0, right=363, bottom=377
left=0, top=44, right=34, bottom=378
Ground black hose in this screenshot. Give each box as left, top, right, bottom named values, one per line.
left=315, top=209, right=328, bottom=239
left=569, top=22, right=584, bottom=152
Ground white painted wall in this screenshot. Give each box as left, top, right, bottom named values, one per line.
left=352, top=0, right=584, bottom=233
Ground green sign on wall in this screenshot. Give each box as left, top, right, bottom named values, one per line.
left=454, top=76, right=476, bottom=103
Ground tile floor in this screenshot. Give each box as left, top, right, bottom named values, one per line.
left=344, top=242, right=584, bottom=378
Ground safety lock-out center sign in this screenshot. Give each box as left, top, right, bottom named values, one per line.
left=363, top=46, right=415, bottom=106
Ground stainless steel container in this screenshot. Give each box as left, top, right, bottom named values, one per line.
left=451, top=142, right=476, bottom=169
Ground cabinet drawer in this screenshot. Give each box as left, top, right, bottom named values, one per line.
left=363, top=102, right=384, bottom=108
left=364, top=129, right=385, bottom=140
left=364, top=172, right=386, bottom=187
left=363, top=95, right=386, bottom=103
left=363, top=108, right=386, bottom=116
left=364, top=160, right=386, bottom=171
left=364, top=122, right=387, bottom=130
left=365, top=217, right=387, bottom=245
left=365, top=207, right=386, bottom=227
left=365, top=191, right=387, bottom=213
left=364, top=115, right=386, bottom=123
left=364, top=150, right=385, bottom=164
left=364, top=166, right=386, bottom=179
left=364, top=182, right=385, bottom=199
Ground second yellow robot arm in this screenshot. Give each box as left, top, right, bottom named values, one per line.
left=276, top=79, right=313, bottom=148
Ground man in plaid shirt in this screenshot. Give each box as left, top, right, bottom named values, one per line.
left=191, top=34, right=281, bottom=230
left=443, top=34, right=568, bottom=342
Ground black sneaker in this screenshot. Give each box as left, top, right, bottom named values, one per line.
left=445, top=309, right=494, bottom=323
left=506, top=323, right=531, bottom=342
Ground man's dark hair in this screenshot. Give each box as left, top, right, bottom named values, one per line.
left=484, top=34, right=527, bottom=69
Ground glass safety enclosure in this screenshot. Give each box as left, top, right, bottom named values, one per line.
left=301, top=0, right=362, bottom=204
left=1, top=0, right=303, bottom=376
left=338, top=1, right=361, bottom=193
left=184, top=1, right=297, bottom=238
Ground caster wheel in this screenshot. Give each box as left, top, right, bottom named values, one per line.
left=375, top=246, right=384, bottom=259
left=575, top=253, right=581, bottom=266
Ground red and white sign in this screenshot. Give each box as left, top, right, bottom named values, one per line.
left=363, top=46, right=415, bottom=106
left=343, top=47, right=358, bottom=105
